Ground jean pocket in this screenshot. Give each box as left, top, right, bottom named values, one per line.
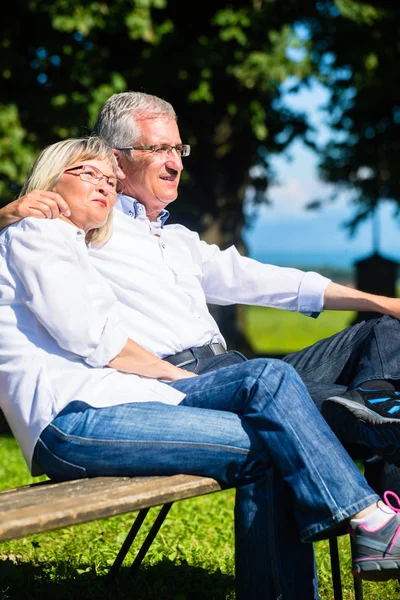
left=33, top=437, right=88, bottom=481
left=230, top=350, right=248, bottom=362
left=184, top=357, right=200, bottom=373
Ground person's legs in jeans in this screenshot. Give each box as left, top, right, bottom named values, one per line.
left=34, top=359, right=380, bottom=598
left=181, top=349, right=321, bottom=597
left=35, top=394, right=317, bottom=598
left=35, top=402, right=319, bottom=600
left=170, top=359, right=378, bottom=540
left=283, top=315, right=400, bottom=490
left=283, top=315, right=400, bottom=390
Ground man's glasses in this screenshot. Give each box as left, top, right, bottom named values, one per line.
left=63, top=164, right=124, bottom=194
left=115, top=144, right=191, bottom=158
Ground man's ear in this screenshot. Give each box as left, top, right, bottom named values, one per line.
left=113, top=149, right=126, bottom=180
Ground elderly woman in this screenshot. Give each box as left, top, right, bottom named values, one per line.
left=0, top=136, right=399, bottom=600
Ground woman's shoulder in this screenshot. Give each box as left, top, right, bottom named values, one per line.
left=0, top=217, right=72, bottom=247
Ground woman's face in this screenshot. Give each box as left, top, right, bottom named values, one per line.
left=53, top=158, right=118, bottom=233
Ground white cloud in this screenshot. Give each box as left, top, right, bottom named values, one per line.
left=265, top=176, right=333, bottom=218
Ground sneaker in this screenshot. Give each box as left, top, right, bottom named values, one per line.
left=352, top=491, right=400, bottom=580
left=321, top=388, right=400, bottom=464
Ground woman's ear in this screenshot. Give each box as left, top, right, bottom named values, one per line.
left=112, top=149, right=126, bottom=180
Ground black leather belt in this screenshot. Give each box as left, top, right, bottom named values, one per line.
left=164, top=343, right=227, bottom=368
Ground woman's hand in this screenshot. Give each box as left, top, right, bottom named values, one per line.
left=108, top=339, right=199, bottom=380
left=162, top=365, right=198, bottom=381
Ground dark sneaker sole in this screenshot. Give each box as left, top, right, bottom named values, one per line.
left=322, top=397, right=400, bottom=464
left=353, top=558, right=400, bottom=581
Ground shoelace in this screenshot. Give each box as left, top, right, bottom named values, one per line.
left=359, top=388, right=400, bottom=415
left=383, top=490, right=400, bottom=512
left=382, top=491, right=400, bottom=552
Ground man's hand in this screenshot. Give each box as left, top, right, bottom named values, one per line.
left=0, top=191, right=71, bottom=231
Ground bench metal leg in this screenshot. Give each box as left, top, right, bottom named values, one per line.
left=129, top=502, right=173, bottom=578
left=329, top=536, right=364, bottom=600
left=329, top=537, right=343, bottom=600
left=106, top=502, right=173, bottom=584
left=350, top=535, right=364, bottom=600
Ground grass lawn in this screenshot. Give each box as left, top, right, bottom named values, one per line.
left=1, top=437, right=399, bottom=599
left=243, top=306, right=356, bottom=355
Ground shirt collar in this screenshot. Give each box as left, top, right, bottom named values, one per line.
left=115, top=194, right=170, bottom=227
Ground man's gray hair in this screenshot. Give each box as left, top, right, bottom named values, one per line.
left=93, top=91, right=177, bottom=150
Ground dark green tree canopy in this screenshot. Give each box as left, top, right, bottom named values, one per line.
left=0, top=0, right=319, bottom=244
left=305, top=0, right=400, bottom=233
left=1, top=0, right=399, bottom=243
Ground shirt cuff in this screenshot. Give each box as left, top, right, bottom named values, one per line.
left=297, top=272, right=331, bottom=317
left=85, top=319, right=128, bottom=368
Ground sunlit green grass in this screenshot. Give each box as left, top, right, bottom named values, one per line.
left=1, top=436, right=399, bottom=599
left=244, top=306, right=356, bottom=354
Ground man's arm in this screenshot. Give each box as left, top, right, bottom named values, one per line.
left=0, top=191, right=70, bottom=230
left=324, top=281, right=400, bottom=319
left=200, top=242, right=400, bottom=319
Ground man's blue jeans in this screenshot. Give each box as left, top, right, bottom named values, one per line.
left=284, top=314, right=400, bottom=499
left=186, top=316, right=400, bottom=409
left=34, top=359, right=378, bottom=600
left=283, top=314, right=400, bottom=408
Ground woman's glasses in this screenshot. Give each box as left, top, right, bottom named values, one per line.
left=64, top=165, right=124, bottom=194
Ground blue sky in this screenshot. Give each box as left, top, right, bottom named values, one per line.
left=243, top=79, right=400, bottom=269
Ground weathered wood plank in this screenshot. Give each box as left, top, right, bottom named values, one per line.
left=0, top=474, right=223, bottom=542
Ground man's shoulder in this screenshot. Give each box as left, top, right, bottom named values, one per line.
left=112, top=208, right=141, bottom=228
left=163, top=222, right=199, bottom=238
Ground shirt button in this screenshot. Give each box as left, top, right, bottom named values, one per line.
left=161, top=242, right=166, bottom=249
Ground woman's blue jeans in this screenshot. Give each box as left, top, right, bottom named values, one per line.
left=34, top=359, right=378, bottom=600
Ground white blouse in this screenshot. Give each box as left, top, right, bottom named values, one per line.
left=0, top=217, right=185, bottom=474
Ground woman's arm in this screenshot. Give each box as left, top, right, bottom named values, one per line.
left=0, top=191, right=70, bottom=230
left=6, top=218, right=194, bottom=381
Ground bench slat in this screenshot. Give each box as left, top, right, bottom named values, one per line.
left=0, top=474, right=222, bottom=542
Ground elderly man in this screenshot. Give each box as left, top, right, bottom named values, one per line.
left=2, top=91, right=400, bottom=487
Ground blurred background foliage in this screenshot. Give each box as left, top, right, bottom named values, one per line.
left=3, top=1, right=400, bottom=238
left=1, top=0, right=400, bottom=349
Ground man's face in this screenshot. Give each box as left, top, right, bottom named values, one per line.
left=119, top=117, right=184, bottom=219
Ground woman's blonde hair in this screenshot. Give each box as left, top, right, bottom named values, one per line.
left=19, top=136, right=118, bottom=245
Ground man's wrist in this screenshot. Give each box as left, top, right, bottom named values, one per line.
left=0, top=203, right=19, bottom=231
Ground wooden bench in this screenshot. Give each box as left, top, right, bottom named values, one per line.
left=0, top=472, right=223, bottom=583
left=0, top=416, right=363, bottom=599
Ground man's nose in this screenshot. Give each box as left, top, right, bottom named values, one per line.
left=166, top=149, right=184, bottom=170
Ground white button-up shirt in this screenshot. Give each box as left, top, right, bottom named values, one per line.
left=0, top=218, right=185, bottom=474
left=88, top=194, right=331, bottom=358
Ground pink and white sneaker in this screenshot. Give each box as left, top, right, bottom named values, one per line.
left=351, top=491, right=400, bottom=580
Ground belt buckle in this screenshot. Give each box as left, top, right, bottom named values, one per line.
left=210, top=343, right=224, bottom=356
